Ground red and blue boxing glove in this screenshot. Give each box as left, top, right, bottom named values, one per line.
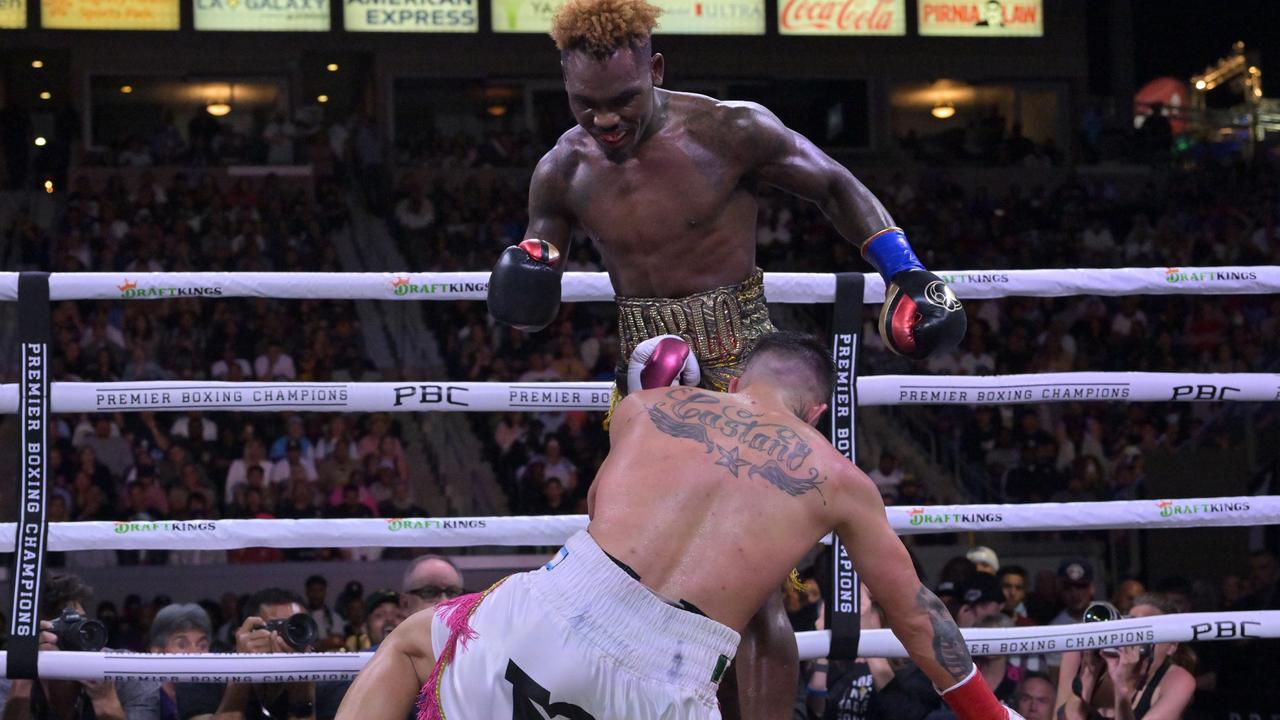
left=862, top=226, right=966, bottom=359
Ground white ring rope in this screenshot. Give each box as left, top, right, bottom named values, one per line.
left=794, top=611, right=1280, bottom=663
left=2, top=496, right=1271, bottom=552
left=0, top=266, right=1275, bottom=303
left=4, top=373, right=1278, bottom=414
left=5, top=612, right=1277, bottom=681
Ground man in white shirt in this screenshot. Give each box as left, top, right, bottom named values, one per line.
left=224, top=439, right=274, bottom=505
left=255, top=342, right=297, bottom=380
left=170, top=411, right=218, bottom=442
left=867, top=451, right=905, bottom=496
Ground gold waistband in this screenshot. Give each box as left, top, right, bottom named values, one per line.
left=615, top=268, right=775, bottom=391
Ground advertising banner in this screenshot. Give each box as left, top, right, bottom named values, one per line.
left=918, top=0, right=1042, bottom=36
left=345, top=0, right=477, bottom=32
left=0, top=0, right=25, bottom=29
left=42, top=0, right=179, bottom=30
left=493, top=0, right=764, bottom=35
left=194, top=0, right=330, bottom=31
left=778, top=0, right=904, bottom=36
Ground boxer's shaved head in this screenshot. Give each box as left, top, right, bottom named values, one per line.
left=551, top=0, right=661, bottom=59
left=736, top=332, right=835, bottom=423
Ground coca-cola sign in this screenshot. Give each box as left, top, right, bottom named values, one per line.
left=778, top=0, right=904, bottom=35
left=918, top=1, right=1043, bottom=36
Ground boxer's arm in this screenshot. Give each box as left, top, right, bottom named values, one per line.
left=490, top=148, right=576, bottom=330
left=831, top=465, right=974, bottom=692
left=733, top=102, right=894, bottom=245
left=524, top=147, right=576, bottom=260
left=334, top=608, right=436, bottom=720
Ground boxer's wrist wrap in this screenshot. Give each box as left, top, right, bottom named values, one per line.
left=861, top=227, right=925, bottom=281
left=939, top=664, right=1006, bottom=720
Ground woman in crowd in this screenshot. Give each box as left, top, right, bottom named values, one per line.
left=1056, top=593, right=1195, bottom=719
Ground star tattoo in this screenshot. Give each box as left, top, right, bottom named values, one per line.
left=714, top=444, right=752, bottom=477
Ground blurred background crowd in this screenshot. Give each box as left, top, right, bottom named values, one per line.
left=1, top=0, right=1280, bottom=716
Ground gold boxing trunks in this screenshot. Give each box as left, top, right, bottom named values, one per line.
left=614, top=267, right=776, bottom=395
left=608, top=269, right=801, bottom=591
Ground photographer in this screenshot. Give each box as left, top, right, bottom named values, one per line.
left=1, top=572, right=152, bottom=720
left=214, top=588, right=318, bottom=720
left=1055, top=593, right=1195, bottom=720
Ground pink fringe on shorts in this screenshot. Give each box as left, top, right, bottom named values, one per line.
left=416, top=592, right=486, bottom=720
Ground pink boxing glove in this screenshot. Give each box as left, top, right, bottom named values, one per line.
left=627, top=335, right=701, bottom=393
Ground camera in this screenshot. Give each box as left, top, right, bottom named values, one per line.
left=50, top=608, right=108, bottom=651
left=1082, top=601, right=1120, bottom=624
left=260, top=613, right=319, bottom=651
left=1082, top=601, right=1151, bottom=659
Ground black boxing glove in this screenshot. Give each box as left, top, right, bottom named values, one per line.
left=487, top=239, right=562, bottom=332
left=862, top=227, right=966, bottom=359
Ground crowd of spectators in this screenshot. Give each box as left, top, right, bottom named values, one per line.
left=84, top=105, right=344, bottom=171
left=0, top=557, right=467, bottom=719
left=3, top=112, right=1278, bottom=558
left=786, top=545, right=1280, bottom=719
left=1, top=544, right=1273, bottom=719
left=2, top=168, right=446, bottom=564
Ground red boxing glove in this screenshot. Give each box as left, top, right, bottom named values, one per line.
left=939, top=665, right=1024, bottom=720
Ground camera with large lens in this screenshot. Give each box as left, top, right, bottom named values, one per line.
left=261, top=613, right=318, bottom=651
left=50, top=608, right=108, bottom=651
left=1082, top=601, right=1120, bottom=624
left=1082, top=601, right=1152, bottom=659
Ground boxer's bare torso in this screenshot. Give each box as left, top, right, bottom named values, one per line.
left=528, top=85, right=891, bottom=298
left=588, top=385, right=868, bottom=630
left=337, top=382, right=979, bottom=720
left=536, top=91, right=761, bottom=297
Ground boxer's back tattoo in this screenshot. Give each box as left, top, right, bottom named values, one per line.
left=915, top=586, right=974, bottom=683
left=645, top=387, right=825, bottom=499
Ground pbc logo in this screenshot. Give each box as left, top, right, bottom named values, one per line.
left=1170, top=384, right=1239, bottom=401
left=1191, top=620, right=1261, bottom=641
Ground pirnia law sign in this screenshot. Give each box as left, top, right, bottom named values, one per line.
left=918, top=0, right=1043, bottom=36
left=778, top=0, right=904, bottom=36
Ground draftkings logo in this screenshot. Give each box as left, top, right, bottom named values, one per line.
left=117, top=278, right=223, bottom=299
left=387, top=275, right=487, bottom=296
left=385, top=518, right=487, bottom=532
left=936, top=272, right=1011, bottom=285
left=1155, top=500, right=1250, bottom=518
left=113, top=521, right=217, bottom=534
left=906, top=508, right=1003, bottom=526
left=1163, top=268, right=1258, bottom=284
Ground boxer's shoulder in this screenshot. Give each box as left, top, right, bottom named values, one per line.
left=540, top=128, right=590, bottom=173
left=530, top=132, right=587, bottom=197
left=677, top=96, right=788, bottom=159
